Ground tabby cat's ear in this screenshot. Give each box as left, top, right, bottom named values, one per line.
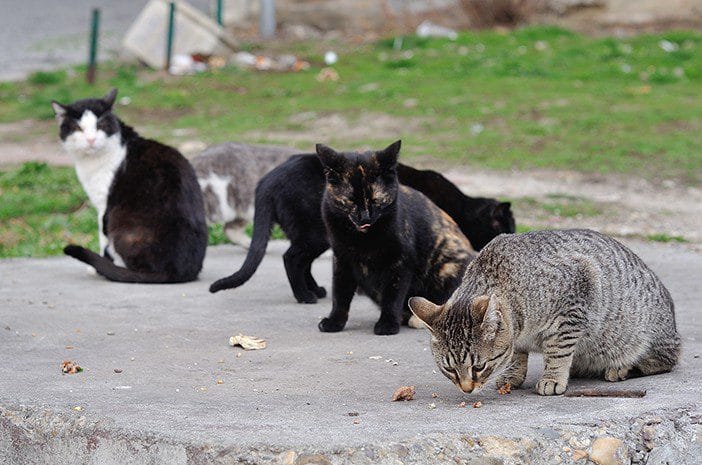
left=408, top=296, right=442, bottom=331
left=376, top=140, right=401, bottom=171
left=316, top=143, right=344, bottom=174
left=480, top=294, right=503, bottom=341
left=103, top=88, right=118, bottom=108
left=51, top=101, right=66, bottom=120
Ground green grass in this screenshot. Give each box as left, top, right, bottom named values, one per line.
left=646, top=233, right=688, bottom=243
left=1, top=26, right=701, bottom=182
left=1, top=26, right=701, bottom=257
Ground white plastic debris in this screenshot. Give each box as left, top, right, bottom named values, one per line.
left=416, top=20, right=457, bottom=41
left=324, top=51, right=338, bottom=65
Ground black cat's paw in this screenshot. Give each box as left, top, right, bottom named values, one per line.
left=295, top=292, right=318, bottom=304
left=312, top=286, right=327, bottom=299
left=318, top=318, right=345, bottom=332
left=374, top=320, right=400, bottom=336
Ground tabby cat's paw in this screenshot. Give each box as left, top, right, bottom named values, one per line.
left=495, top=374, right=525, bottom=390
left=374, top=320, right=400, bottom=336
left=604, top=367, right=630, bottom=382
left=536, top=378, right=567, bottom=396
left=318, top=318, right=345, bottom=332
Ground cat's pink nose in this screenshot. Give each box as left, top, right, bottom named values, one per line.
left=86, top=137, right=95, bottom=145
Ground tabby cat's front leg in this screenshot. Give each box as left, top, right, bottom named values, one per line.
left=318, top=255, right=357, bottom=333
left=536, top=334, right=577, bottom=396
left=495, top=352, right=528, bottom=389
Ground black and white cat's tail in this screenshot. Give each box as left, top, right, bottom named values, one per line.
left=64, top=245, right=177, bottom=284
left=209, top=192, right=274, bottom=293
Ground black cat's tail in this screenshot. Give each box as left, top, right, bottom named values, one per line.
left=209, top=191, right=274, bottom=293
left=64, top=245, right=178, bottom=284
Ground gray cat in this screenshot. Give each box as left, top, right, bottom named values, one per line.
left=191, top=142, right=296, bottom=246
left=409, top=229, right=680, bottom=396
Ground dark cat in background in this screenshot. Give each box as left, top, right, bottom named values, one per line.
left=52, top=89, right=208, bottom=283
left=396, top=164, right=514, bottom=250
left=210, top=147, right=515, bottom=303
left=317, top=140, right=475, bottom=334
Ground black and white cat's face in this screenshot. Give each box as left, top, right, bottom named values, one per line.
left=409, top=294, right=514, bottom=394
left=51, top=89, right=121, bottom=155
left=316, top=140, right=401, bottom=233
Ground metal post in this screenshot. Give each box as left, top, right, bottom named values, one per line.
left=165, top=2, right=176, bottom=71
left=260, top=0, right=275, bottom=38
left=216, top=0, right=223, bottom=26
left=86, top=8, right=100, bottom=84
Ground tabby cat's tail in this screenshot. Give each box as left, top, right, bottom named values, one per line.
left=209, top=191, right=274, bottom=293
left=64, top=245, right=179, bottom=284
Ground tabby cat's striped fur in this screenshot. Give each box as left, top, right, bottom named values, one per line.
left=409, top=229, right=680, bottom=395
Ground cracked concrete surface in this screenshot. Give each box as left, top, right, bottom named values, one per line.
left=1, top=240, right=700, bottom=464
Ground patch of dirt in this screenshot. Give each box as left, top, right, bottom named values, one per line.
left=245, top=112, right=434, bottom=149
left=443, top=167, right=702, bottom=249
left=0, top=120, right=71, bottom=167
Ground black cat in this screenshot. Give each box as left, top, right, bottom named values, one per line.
left=52, top=89, right=208, bottom=283
left=317, top=140, right=474, bottom=335
left=396, top=164, right=514, bottom=250
left=209, top=146, right=515, bottom=303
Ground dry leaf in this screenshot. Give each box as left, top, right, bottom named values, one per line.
left=61, top=360, right=82, bottom=374
left=498, top=383, right=512, bottom=395
left=391, top=385, right=415, bottom=401
left=229, top=333, right=267, bottom=350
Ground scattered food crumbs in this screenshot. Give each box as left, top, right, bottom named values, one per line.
left=236, top=352, right=242, bottom=358
left=498, top=383, right=512, bottom=395
left=429, top=403, right=436, bottom=409
left=229, top=333, right=267, bottom=350
left=458, top=402, right=466, bottom=408
left=348, top=412, right=359, bottom=417
left=368, top=356, right=382, bottom=360
left=65, top=345, right=74, bottom=350
left=472, top=401, right=483, bottom=409
left=346, top=351, right=353, bottom=355
left=216, top=379, right=224, bottom=385
left=391, top=385, right=415, bottom=401
left=107, top=331, right=115, bottom=336
left=114, top=368, right=122, bottom=374
left=73, top=406, right=82, bottom=411
left=61, top=360, right=82, bottom=374
left=130, top=357, right=135, bottom=361
left=199, top=387, right=208, bottom=392
left=31, top=332, right=36, bottom=337
left=217, top=359, right=224, bottom=363
left=353, top=419, right=360, bottom=424
left=431, top=392, right=438, bottom=398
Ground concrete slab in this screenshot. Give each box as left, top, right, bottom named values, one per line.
left=1, top=240, right=700, bottom=464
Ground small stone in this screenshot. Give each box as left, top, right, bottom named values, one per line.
left=107, top=331, right=115, bottom=336
left=72, top=406, right=82, bottom=411
left=216, top=379, right=224, bottom=385
left=590, top=437, right=627, bottom=465
left=429, top=402, right=436, bottom=409
left=113, top=368, right=122, bottom=373
left=297, top=453, right=332, bottom=465
left=347, top=412, right=359, bottom=417
left=281, top=450, right=296, bottom=465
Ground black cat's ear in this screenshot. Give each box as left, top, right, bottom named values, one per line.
left=376, top=140, right=401, bottom=170
left=103, top=88, right=118, bottom=107
left=51, top=101, right=66, bottom=121
left=408, top=296, right=442, bottom=332
left=316, top=143, right=344, bottom=174
left=494, top=202, right=511, bottom=217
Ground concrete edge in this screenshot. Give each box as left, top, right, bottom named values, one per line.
left=1, top=403, right=700, bottom=464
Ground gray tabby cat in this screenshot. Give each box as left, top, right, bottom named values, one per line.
left=191, top=142, right=296, bottom=246
left=409, top=229, right=680, bottom=396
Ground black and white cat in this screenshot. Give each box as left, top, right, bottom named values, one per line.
left=52, top=88, right=208, bottom=283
